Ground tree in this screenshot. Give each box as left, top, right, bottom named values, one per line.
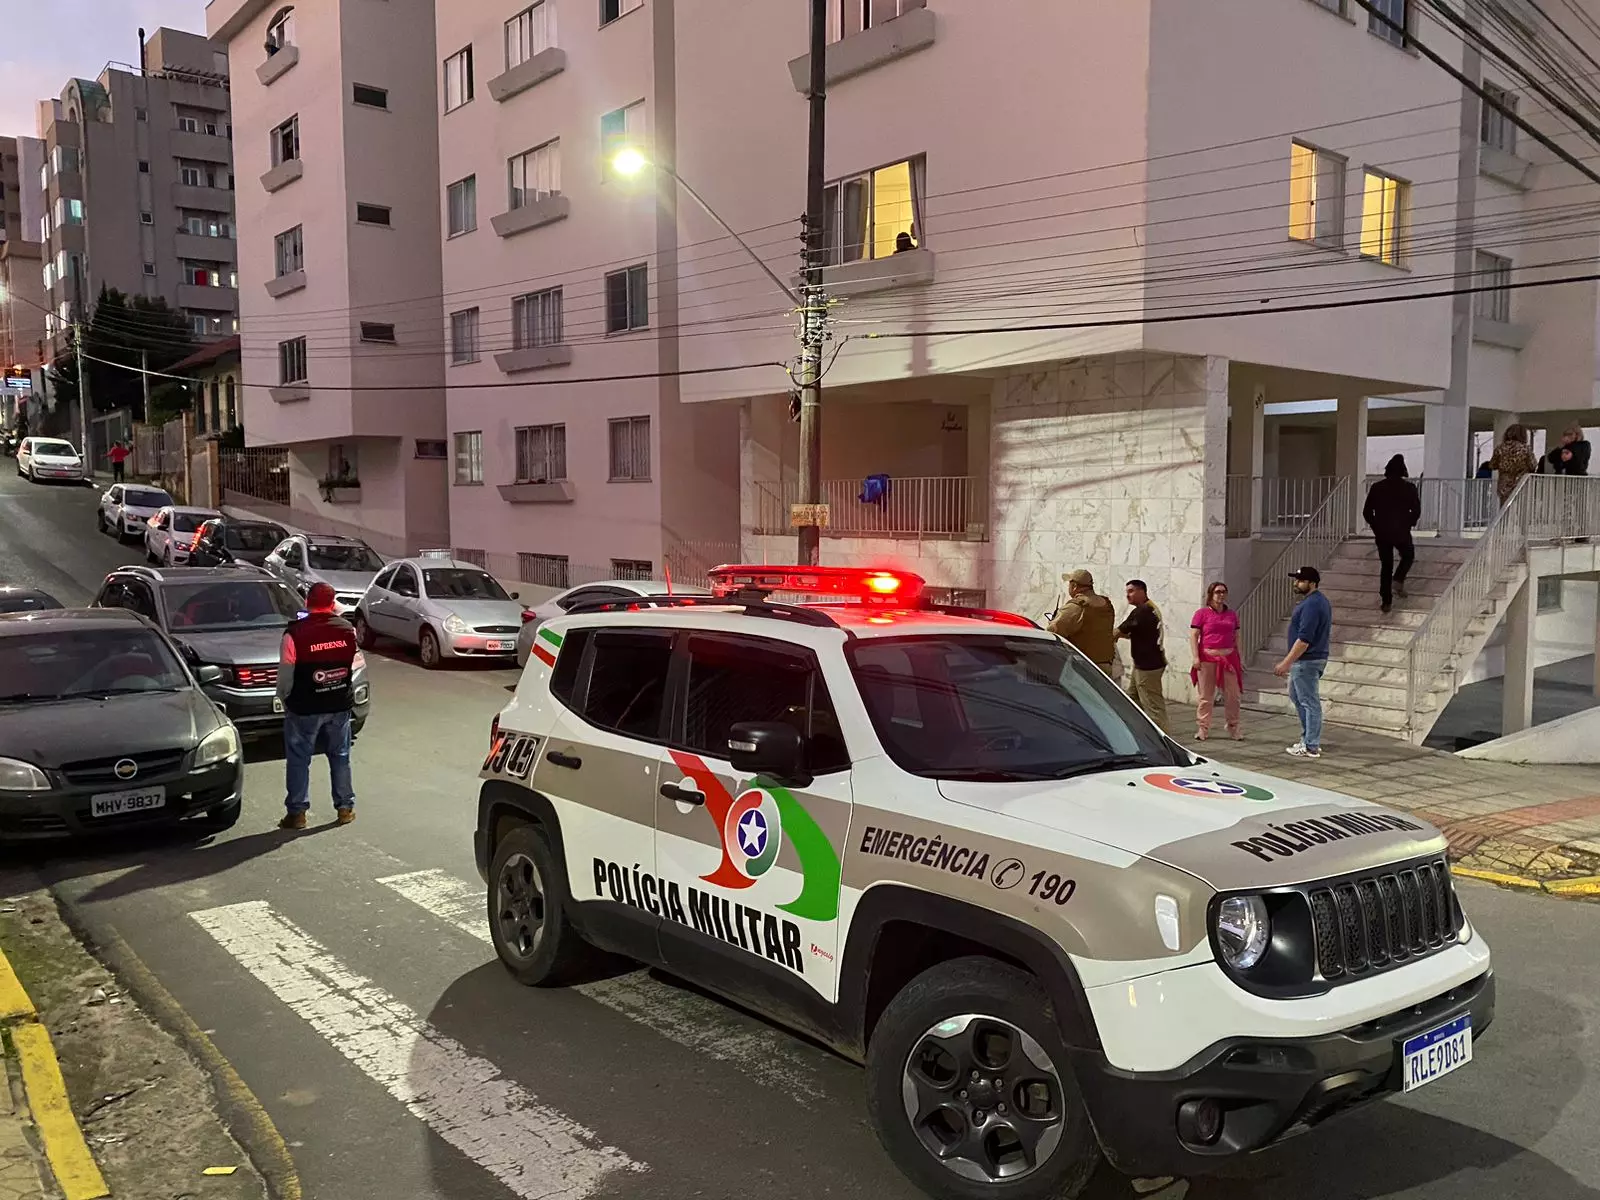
left=50, top=287, right=196, bottom=419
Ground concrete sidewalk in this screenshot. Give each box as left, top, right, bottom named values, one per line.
left=0, top=1046, right=48, bottom=1200
left=1174, top=700, right=1600, bottom=890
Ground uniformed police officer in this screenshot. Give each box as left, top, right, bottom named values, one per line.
left=276, top=582, right=360, bottom=830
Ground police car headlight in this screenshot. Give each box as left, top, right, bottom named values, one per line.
left=0, top=757, right=50, bottom=791
left=195, top=723, right=242, bottom=768
left=443, top=613, right=468, bottom=635
left=1215, top=895, right=1270, bottom=971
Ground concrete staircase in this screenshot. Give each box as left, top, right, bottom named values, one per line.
left=1240, top=539, right=1521, bottom=738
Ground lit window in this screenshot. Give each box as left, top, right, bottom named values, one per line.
left=509, top=141, right=560, bottom=209
left=1481, top=83, right=1518, bottom=154
left=1360, top=169, right=1409, bottom=266
left=826, top=0, right=925, bottom=43
left=600, top=101, right=646, bottom=177
left=274, top=225, right=304, bottom=277
left=1473, top=251, right=1512, bottom=323
left=600, top=0, right=643, bottom=26
left=450, top=308, right=480, bottom=364
left=1369, top=0, right=1408, bottom=46
left=54, top=197, right=84, bottom=227
left=507, top=1, right=555, bottom=68
left=454, top=431, right=483, bottom=484
left=513, top=287, right=564, bottom=348
left=515, top=423, right=566, bottom=483
left=278, top=337, right=308, bottom=384
left=822, top=156, right=925, bottom=265
left=444, top=46, right=474, bottom=112
left=447, top=175, right=477, bottom=236
left=604, top=265, right=647, bottom=333
left=1288, top=141, right=1346, bottom=249
left=271, top=115, right=300, bottom=166
left=608, top=415, right=650, bottom=481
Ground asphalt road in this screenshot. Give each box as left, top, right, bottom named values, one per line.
left=3, top=467, right=1600, bottom=1200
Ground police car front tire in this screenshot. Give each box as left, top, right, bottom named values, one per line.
left=866, top=957, right=1100, bottom=1200
left=487, top=823, right=589, bottom=986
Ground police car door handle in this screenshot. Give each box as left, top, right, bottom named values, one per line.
left=659, top=783, right=704, bottom=806
left=545, top=751, right=582, bottom=770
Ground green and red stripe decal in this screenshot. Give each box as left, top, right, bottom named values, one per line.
left=532, top=627, right=562, bottom=668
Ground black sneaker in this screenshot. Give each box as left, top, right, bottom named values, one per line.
left=1396, top=581, right=1409, bottom=598
left=1381, top=601, right=1392, bottom=614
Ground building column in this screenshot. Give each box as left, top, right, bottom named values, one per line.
left=1502, top=571, right=1538, bottom=735
left=1423, top=394, right=1471, bottom=535
left=1493, top=410, right=1517, bottom=441
left=1336, top=396, right=1368, bottom=526
left=1592, top=585, right=1600, bottom=699
left=1229, top=382, right=1265, bottom=533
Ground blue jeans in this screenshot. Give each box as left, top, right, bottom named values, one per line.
left=284, top=710, right=355, bottom=814
left=1288, top=659, right=1327, bottom=750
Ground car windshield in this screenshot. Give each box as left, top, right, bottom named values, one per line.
left=847, top=635, right=1182, bottom=781
left=161, top=580, right=303, bottom=631
left=423, top=569, right=509, bottom=601
left=0, top=627, right=189, bottom=702
left=171, top=512, right=211, bottom=534
left=34, top=440, right=78, bottom=457
left=225, top=523, right=287, bottom=551
left=0, top=592, right=63, bottom=614
left=125, top=488, right=170, bottom=508
left=307, top=542, right=384, bottom=572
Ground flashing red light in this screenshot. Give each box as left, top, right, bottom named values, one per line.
left=520, top=610, right=537, bottom=624
left=707, top=565, right=925, bottom=606
left=489, top=712, right=501, bottom=752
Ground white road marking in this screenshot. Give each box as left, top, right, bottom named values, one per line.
left=377, top=868, right=834, bottom=1105
left=191, top=900, right=643, bottom=1200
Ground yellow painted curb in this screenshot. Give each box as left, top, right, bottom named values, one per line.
left=1451, top=866, right=1546, bottom=891
left=11, top=1023, right=110, bottom=1200
left=1546, top=875, right=1600, bottom=897
left=0, top=949, right=35, bottom=1023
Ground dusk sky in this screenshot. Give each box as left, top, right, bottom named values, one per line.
left=0, top=0, right=208, bottom=140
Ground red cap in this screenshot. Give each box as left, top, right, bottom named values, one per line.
left=306, top=582, right=337, bottom=612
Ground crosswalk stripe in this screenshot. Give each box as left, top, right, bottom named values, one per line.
left=377, top=868, right=835, bottom=1106
left=191, top=900, right=644, bottom=1200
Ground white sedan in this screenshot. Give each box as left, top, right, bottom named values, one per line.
left=514, top=578, right=709, bottom=666
left=144, top=505, right=223, bottom=565
left=16, top=437, right=86, bottom=483
left=98, top=483, right=174, bottom=542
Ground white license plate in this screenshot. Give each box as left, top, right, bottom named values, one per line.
left=1401, top=1014, right=1472, bottom=1092
left=272, top=697, right=285, bottom=713
left=90, top=787, right=166, bottom=818
left=487, top=640, right=512, bottom=651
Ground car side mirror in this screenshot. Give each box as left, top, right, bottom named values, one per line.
left=179, top=643, right=201, bottom=664
left=195, top=664, right=224, bottom=684
left=510, top=591, right=520, bottom=600
left=727, top=722, right=811, bottom=787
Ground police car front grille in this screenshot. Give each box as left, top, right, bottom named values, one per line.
left=1306, top=858, right=1458, bottom=982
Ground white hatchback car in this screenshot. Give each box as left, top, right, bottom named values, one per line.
left=144, top=505, right=223, bottom=565
left=16, top=437, right=86, bottom=484
left=98, top=483, right=175, bottom=542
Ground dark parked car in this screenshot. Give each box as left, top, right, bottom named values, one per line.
left=0, top=587, right=64, bottom=614
left=91, top=566, right=370, bottom=737
left=0, top=609, right=243, bottom=841
left=187, top=518, right=291, bottom=569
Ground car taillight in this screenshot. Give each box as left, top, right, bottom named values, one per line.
left=520, top=610, right=536, bottom=624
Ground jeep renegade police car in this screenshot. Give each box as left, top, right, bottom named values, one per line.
left=475, top=565, right=1493, bottom=1199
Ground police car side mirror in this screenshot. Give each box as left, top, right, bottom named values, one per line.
left=727, top=722, right=810, bottom=787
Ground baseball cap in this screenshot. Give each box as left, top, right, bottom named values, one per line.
left=1288, top=566, right=1321, bottom=584
left=1063, top=569, right=1095, bottom=587
left=306, top=582, right=337, bottom=611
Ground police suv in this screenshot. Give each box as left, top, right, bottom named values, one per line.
left=475, top=565, right=1492, bottom=1199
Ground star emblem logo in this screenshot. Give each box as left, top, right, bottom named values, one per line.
left=737, top=810, right=768, bottom=856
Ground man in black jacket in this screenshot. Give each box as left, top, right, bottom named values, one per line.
left=276, top=582, right=360, bottom=830
left=1364, top=454, right=1422, bottom=614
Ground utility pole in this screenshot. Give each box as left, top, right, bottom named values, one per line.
left=795, top=0, right=829, bottom=566
left=74, top=320, right=91, bottom=470
left=140, top=347, right=151, bottom=424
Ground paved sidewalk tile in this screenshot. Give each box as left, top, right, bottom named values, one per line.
left=0, top=1048, right=47, bottom=1200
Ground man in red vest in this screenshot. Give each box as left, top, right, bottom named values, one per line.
left=275, top=582, right=360, bottom=830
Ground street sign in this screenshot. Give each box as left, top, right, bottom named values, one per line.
left=790, top=503, right=831, bottom=529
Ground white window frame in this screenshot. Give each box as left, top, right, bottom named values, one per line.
left=507, top=1, right=555, bottom=68
left=600, top=0, right=643, bottom=27
left=515, top=423, right=567, bottom=483
left=447, top=175, right=477, bottom=236
left=266, top=6, right=295, bottom=52
left=355, top=202, right=392, bottom=227
left=512, top=287, right=564, bottom=349
left=177, top=114, right=200, bottom=133
left=1473, top=250, right=1512, bottom=323
left=359, top=321, right=397, bottom=344
left=600, top=101, right=647, bottom=176
left=352, top=83, right=388, bottom=110
left=509, top=140, right=560, bottom=210
left=821, top=155, right=926, bottom=265
left=1369, top=0, right=1409, bottom=46
left=454, top=431, right=484, bottom=485
left=444, top=45, right=474, bottom=112
left=278, top=336, right=308, bottom=384
left=1360, top=168, right=1410, bottom=266
left=826, top=0, right=925, bottom=44
left=274, top=225, right=303, bottom=277
left=450, top=308, right=480, bottom=364
left=1481, top=82, right=1518, bottom=154
left=271, top=115, right=300, bottom=166
left=1287, top=140, right=1347, bottom=250
left=608, top=415, right=650, bottom=482
left=604, top=265, right=647, bottom=333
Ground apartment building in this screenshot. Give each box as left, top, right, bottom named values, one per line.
left=207, top=0, right=449, bottom=555
left=0, top=135, right=48, bottom=370
left=36, top=29, right=239, bottom=354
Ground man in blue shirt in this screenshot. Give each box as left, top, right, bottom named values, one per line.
left=1273, top=566, right=1332, bottom=759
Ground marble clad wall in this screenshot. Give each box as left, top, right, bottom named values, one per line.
left=987, top=352, right=1230, bottom=696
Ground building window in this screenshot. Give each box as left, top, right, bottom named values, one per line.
left=353, top=84, right=388, bottom=109
left=53, top=197, right=84, bottom=227
left=507, top=2, right=555, bottom=67
left=140, top=212, right=153, bottom=225
left=822, top=156, right=925, bottom=265
left=266, top=6, right=295, bottom=52
left=415, top=439, right=448, bottom=459
left=274, top=225, right=304, bottom=276
left=1288, top=141, right=1346, bottom=249
left=142, top=263, right=156, bottom=276
left=360, top=321, right=396, bottom=343
left=604, top=265, right=647, bottom=333
left=178, top=114, right=201, bottom=133
left=179, top=162, right=209, bottom=187
left=600, top=0, right=643, bottom=26
left=519, top=553, right=570, bottom=589
left=182, top=261, right=234, bottom=287
left=185, top=212, right=232, bottom=238
left=513, top=287, right=564, bottom=348
left=1537, top=576, right=1564, bottom=612
left=447, top=175, right=477, bottom=236
left=454, top=431, right=484, bottom=484
left=328, top=443, right=357, bottom=483
left=1368, top=0, right=1408, bottom=46
left=135, top=106, right=148, bottom=121
left=51, top=146, right=79, bottom=173
left=272, top=115, right=300, bottom=165
left=278, top=337, right=308, bottom=384
left=355, top=202, right=392, bottom=226
left=515, top=423, right=566, bottom=482
left=1481, top=83, right=1518, bottom=154
left=1473, top=251, right=1512, bottom=323
left=600, top=101, right=647, bottom=176
left=825, top=0, right=925, bottom=43
left=611, top=558, right=652, bottom=580
left=139, top=160, right=151, bottom=174
left=444, top=46, right=474, bottom=111
left=1360, top=169, right=1409, bottom=266
left=608, top=415, right=650, bottom=481
left=509, top=141, right=560, bottom=209
left=450, top=308, right=480, bottom=363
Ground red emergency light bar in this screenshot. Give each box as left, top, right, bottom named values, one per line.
left=708, top=565, right=926, bottom=605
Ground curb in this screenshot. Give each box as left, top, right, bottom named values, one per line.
left=1453, top=866, right=1600, bottom=897
left=0, top=946, right=110, bottom=1200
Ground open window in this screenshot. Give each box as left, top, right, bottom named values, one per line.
left=822, top=155, right=925, bottom=266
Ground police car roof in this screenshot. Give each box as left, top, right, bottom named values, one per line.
left=563, top=601, right=1047, bottom=641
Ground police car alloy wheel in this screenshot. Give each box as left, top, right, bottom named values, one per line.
left=866, top=958, right=1100, bottom=1200
left=488, top=824, right=590, bottom=986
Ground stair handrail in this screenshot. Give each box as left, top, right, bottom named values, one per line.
left=1403, top=474, right=1531, bottom=737
left=1236, top=476, right=1357, bottom=666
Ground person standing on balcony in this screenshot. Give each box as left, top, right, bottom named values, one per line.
left=1049, top=569, right=1116, bottom=675
left=1546, top=425, right=1591, bottom=476
left=1116, top=580, right=1169, bottom=730
left=1274, top=566, right=1331, bottom=760
left=1363, top=454, right=1421, bottom=615
left=1190, top=582, right=1243, bottom=742
left=1488, top=424, right=1538, bottom=506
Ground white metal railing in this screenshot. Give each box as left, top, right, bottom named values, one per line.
left=752, top=476, right=983, bottom=541
left=1225, top=475, right=1342, bottom=536
left=1235, top=477, right=1359, bottom=665
left=1404, top=475, right=1600, bottom=735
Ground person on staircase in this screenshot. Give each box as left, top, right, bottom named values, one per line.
left=1190, top=582, right=1243, bottom=742
left=1363, top=454, right=1422, bottom=615
left=1487, top=424, right=1538, bottom=507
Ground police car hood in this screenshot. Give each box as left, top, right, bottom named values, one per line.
left=937, top=761, right=1447, bottom=890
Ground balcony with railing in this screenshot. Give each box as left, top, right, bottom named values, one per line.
left=1226, top=475, right=1498, bottom=537
left=750, top=476, right=984, bottom=542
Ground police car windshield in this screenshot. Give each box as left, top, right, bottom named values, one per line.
left=0, top=628, right=187, bottom=702
left=423, top=569, right=509, bottom=601
left=847, top=635, right=1179, bottom=781
left=160, top=580, right=303, bottom=632
left=307, top=542, right=384, bottom=572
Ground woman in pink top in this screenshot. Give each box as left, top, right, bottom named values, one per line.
left=1190, top=581, right=1244, bottom=741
